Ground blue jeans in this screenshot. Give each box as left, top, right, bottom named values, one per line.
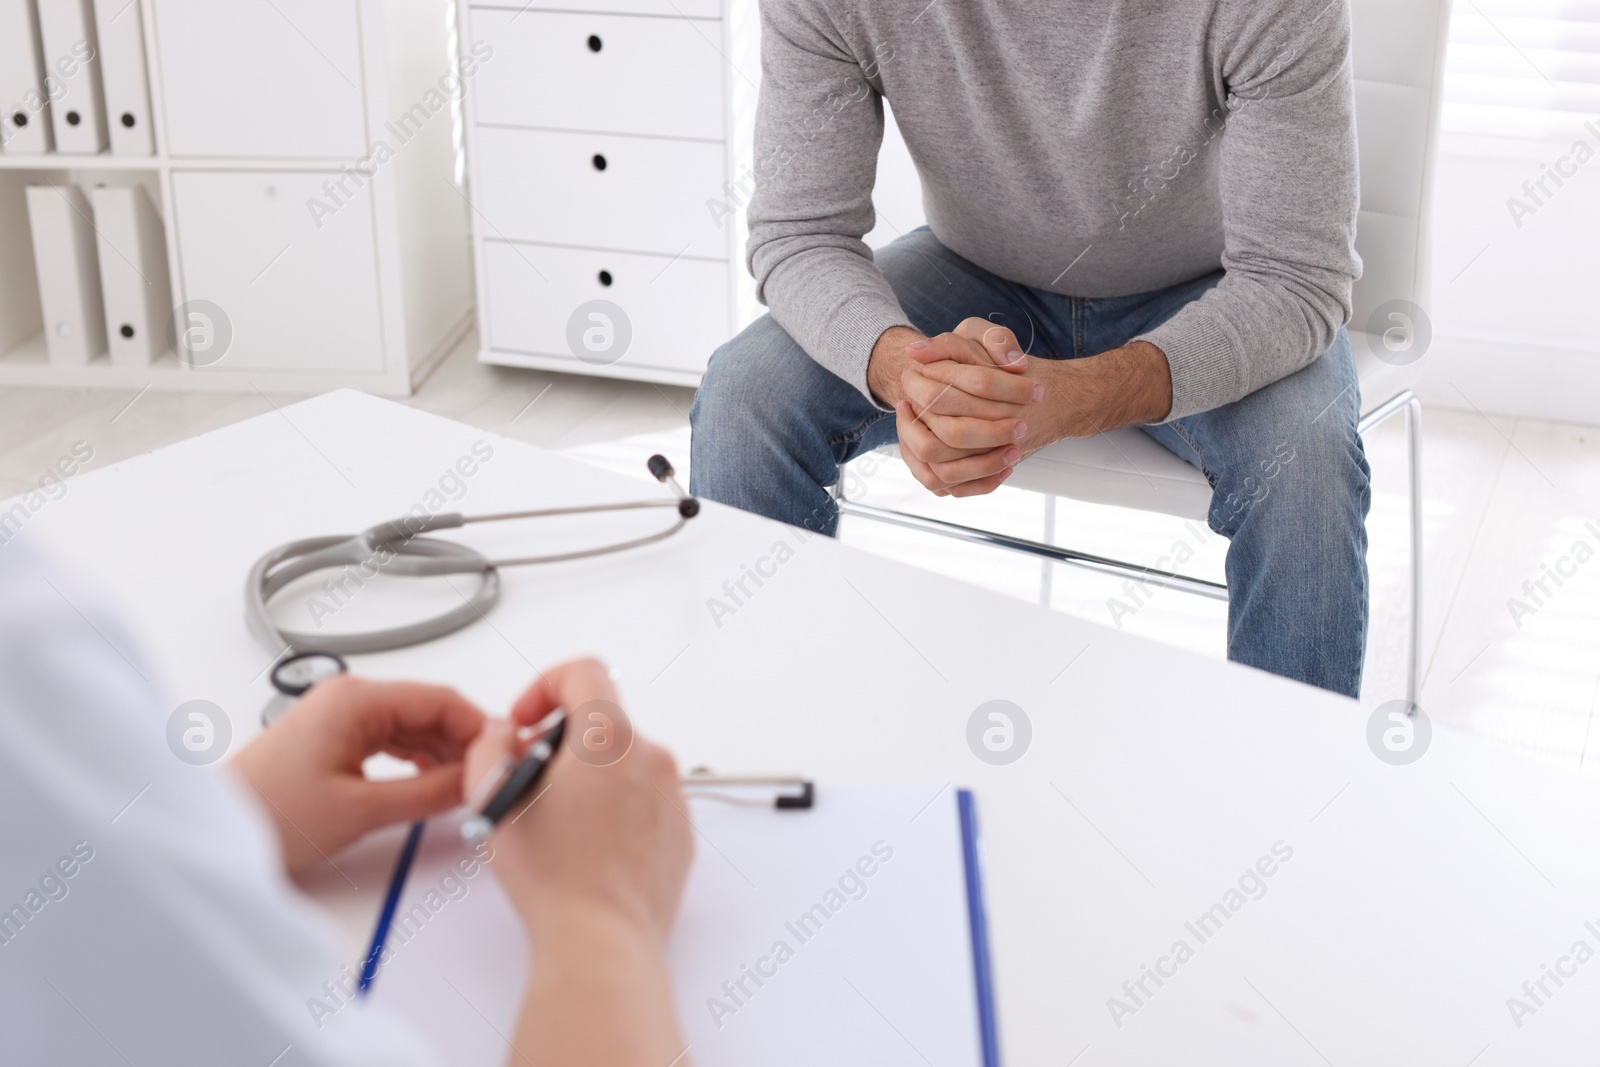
left=690, top=229, right=1371, bottom=697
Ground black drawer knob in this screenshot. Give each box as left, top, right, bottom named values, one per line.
left=12, top=111, right=27, bottom=128
left=587, top=34, right=602, bottom=52
left=592, top=153, right=607, bottom=171
left=66, top=110, right=81, bottom=126
left=598, top=270, right=613, bottom=286
left=121, top=112, right=136, bottom=128
left=120, top=324, right=135, bottom=339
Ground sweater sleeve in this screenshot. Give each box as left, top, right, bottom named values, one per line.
left=1138, top=0, right=1362, bottom=422
left=746, top=0, right=908, bottom=404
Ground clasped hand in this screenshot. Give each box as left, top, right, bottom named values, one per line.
left=890, top=318, right=1051, bottom=498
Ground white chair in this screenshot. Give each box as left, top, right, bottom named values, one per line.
left=838, top=0, right=1452, bottom=705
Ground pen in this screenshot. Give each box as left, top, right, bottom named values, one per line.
left=356, top=819, right=425, bottom=995
left=358, top=711, right=567, bottom=995
left=461, top=710, right=568, bottom=846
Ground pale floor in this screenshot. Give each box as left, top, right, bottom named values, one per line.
left=3, top=333, right=1597, bottom=780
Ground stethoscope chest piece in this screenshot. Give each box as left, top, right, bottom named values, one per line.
left=260, top=650, right=350, bottom=726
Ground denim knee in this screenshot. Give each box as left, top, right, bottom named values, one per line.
left=691, top=317, right=800, bottom=450
left=1211, top=412, right=1371, bottom=540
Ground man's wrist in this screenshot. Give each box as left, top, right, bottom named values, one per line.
left=1046, top=340, right=1173, bottom=436
left=1116, top=340, right=1175, bottom=424
left=867, top=325, right=924, bottom=408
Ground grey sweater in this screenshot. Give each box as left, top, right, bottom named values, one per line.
left=746, top=0, right=1362, bottom=420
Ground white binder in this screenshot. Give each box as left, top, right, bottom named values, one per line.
left=0, top=0, right=53, bottom=154
left=91, top=0, right=152, bottom=156
left=91, top=184, right=169, bottom=365
left=26, top=183, right=107, bottom=365
left=0, top=175, right=44, bottom=354
left=37, top=0, right=107, bottom=155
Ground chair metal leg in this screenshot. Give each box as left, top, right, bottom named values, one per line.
left=1356, top=390, right=1424, bottom=708
left=1040, top=494, right=1057, bottom=607
left=835, top=497, right=1230, bottom=600
left=1404, top=396, right=1424, bottom=708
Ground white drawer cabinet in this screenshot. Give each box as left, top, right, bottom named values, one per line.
left=484, top=241, right=729, bottom=374
left=470, top=9, right=726, bottom=141
left=151, top=0, right=367, bottom=160
left=172, top=171, right=385, bottom=373
left=475, top=127, right=728, bottom=260
left=462, top=0, right=750, bottom=386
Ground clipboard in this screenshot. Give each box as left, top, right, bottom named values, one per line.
left=362, top=782, right=1002, bottom=1067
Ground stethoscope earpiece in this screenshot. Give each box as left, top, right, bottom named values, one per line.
left=649, top=454, right=699, bottom=517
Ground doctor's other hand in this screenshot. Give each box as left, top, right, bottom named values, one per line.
left=467, top=659, right=694, bottom=1067
left=465, top=657, right=693, bottom=947
left=230, top=676, right=487, bottom=872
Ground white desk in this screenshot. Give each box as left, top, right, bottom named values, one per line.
left=18, top=390, right=1600, bottom=1064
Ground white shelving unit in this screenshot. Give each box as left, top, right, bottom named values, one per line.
left=0, top=0, right=474, bottom=395
left=456, top=0, right=762, bottom=389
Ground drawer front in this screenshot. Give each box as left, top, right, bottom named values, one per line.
left=484, top=241, right=728, bottom=374
left=472, top=0, right=720, bottom=21
left=471, top=9, right=724, bottom=141
left=172, top=170, right=385, bottom=373
left=475, top=127, right=729, bottom=260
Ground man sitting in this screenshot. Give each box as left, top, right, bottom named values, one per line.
left=691, top=0, right=1371, bottom=697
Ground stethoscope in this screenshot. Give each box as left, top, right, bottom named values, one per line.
left=245, top=454, right=698, bottom=662
left=261, top=649, right=350, bottom=726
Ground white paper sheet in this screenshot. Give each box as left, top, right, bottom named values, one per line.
left=369, top=785, right=987, bottom=1067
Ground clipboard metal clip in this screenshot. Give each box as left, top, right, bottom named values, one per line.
left=682, top=768, right=814, bottom=810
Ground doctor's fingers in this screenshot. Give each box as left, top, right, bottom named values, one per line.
left=353, top=763, right=470, bottom=826
left=381, top=728, right=484, bottom=766
left=305, top=676, right=486, bottom=756
left=510, top=657, right=621, bottom=733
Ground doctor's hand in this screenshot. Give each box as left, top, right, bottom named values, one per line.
left=230, top=676, right=486, bottom=873
left=890, top=319, right=1039, bottom=497
left=464, top=658, right=692, bottom=946
left=465, top=658, right=693, bottom=1067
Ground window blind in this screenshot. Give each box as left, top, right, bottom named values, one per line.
left=1442, top=0, right=1600, bottom=142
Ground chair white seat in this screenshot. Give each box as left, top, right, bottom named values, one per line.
left=1005, top=428, right=1212, bottom=519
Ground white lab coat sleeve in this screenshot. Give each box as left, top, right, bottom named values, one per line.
left=0, top=545, right=448, bottom=1067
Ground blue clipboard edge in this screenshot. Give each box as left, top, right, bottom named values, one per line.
left=957, top=789, right=1002, bottom=1067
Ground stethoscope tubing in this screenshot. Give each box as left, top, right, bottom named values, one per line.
left=245, top=499, right=688, bottom=656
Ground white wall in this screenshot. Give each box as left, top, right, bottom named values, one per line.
left=864, top=103, right=925, bottom=251
left=1420, top=133, right=1600, bottom=427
